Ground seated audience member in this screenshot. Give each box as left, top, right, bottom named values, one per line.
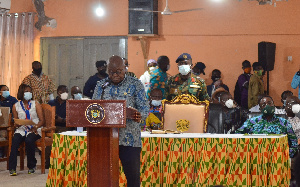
left=249, top=93, right=267, bottom=113
left=192, top=62, right=206, bottom=77
left=248, top=62, right=264, bottom=109
left=219, top=92, right=242, bottom=133
left=0, top=85, right=18, bottom=112
left=275, top=90, right=293, bottom=114
left=145, top=88, right=163, bottom=130
left=147, top=56, right=170, bottom=99
left=236, top=96, right=298, bottom=158
left=285, top=96, right=300, bottom=142
left=9, top=84, right=45, bottom=176
left=291, top=66, right=300, bottom=99
left=70, top=86, right=83, bottom=100
left=165, top=53, right=209, bottom=101
left=139, top=59, right=157, bottom=93
left=123, top=58, right=137, bottom=78
left=48, top=85, right=70, bottom=133
left=207, top=69, right=229, bottom=98
left=211, top=88, right=227, bottom=104
left=83, top=60, right=108, bottom=99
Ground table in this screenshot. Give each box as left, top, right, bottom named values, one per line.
left=46, top=132, right=290, bottom=187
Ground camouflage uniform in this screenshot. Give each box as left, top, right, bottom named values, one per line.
left=165, top=73, right=210, bottom=101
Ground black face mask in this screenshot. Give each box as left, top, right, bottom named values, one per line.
left=98, top=69, right=107, bottom=75
left=33, top=68, right=42, bottom=75
left=211, top=76, right=220, bottom=82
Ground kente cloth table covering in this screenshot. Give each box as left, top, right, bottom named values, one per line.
left=46, top=132, right=290, bottom=187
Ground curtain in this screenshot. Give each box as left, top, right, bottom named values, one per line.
left=0, top=12, right=34, bottom=97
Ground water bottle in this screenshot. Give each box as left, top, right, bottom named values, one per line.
left=77, top=127, right=83, bottom=133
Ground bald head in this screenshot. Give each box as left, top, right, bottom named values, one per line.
left=108, top=55, right=126, bottom=84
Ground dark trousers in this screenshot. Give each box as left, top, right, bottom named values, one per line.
left=119, top=145, right=141, bottom=187
left=9, top=133, right=40, bottom=170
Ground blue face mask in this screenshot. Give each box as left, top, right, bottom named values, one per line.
left=24, top=92, right=32, bottom=101
left=74, top=93, right=82, bottom=100
left=1, top=91, right=10, bottom=98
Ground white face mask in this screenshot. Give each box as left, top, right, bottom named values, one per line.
left=178, top=65, right=191, bottom=75
left=60, top=92, right=68, bottom=100
left=292, top=104, right=300, bottom=114
left=151, top=100, right=162, bottom=106
left=149, top=67, right=156, bottom=72
left=225, top=99, right=234, bottom=108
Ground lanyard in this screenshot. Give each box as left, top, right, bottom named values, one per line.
left=20, top=101, right=31, bottom=120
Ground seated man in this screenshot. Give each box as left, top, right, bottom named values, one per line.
left=249, top=93, right=267, bottom=113
left=70, top=86, right=83, bottom=100
left=275, top=90, right=293, bottom=114
left=285, top=96, right=300, bottom=143
left=48, top=85, right=72, bottom=133
left=219, top=91, right=242, bottom=133
left=236, top=96, right=298, bottom=158
left=145, top=88, right=163, bottom=130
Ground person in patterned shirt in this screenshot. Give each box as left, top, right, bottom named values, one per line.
left=22, top=61, right=55, bottom=104
left=165, top=53, right=209, bottom=101
left=285, top=96, right=300, bottom=143
left=93, top=55, right=149, bottom=187
left=147, top=55, right=170, bottom=99
left=236, top=96, right=298, bottom=158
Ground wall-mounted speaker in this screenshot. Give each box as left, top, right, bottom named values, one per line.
left=128, top=0, right=158, bottom=35
left=258, top=42, right=276, bottom=71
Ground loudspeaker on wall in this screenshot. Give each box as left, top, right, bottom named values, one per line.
left=258, top=42, right=276, bottom=71
left=128, top=0, right=158, bottom=35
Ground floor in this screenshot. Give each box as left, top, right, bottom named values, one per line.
left=0, top=152, right=48, bottom=187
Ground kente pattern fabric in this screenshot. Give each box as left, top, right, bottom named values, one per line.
left=92, top=76, right=149, bottom=147
left=46, top=133, right=290, bottom=187
left=165, top=73, right=210, bottom=101
left=236, top=114, right=298, bottom=158
left=147, top=67, right=168, bottom=99
left=22, top=73, right=55, bottom=104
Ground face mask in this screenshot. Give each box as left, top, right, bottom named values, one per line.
left=244, top=67, right=251, bottom=74
left=98, top=69, right=106, bottom=75
left=211, top=76, right=220, bottom=82
left=1, top=91, right=10, bottom=98
left=151, top=100, right=162, bottom=106
left=60, top=92, right=68, bottom=100
left=283, top=100, right=286, bottom=106
left=125, top=67, right=128, bottom=71
left=166, top=64, right=170, bottom=71
left=33, top=68, right=42, bottom=75
left=149, top=67, right=155, bottom=72
left=292, top=104, right=300, bottom=114
left=192, top=70, right=200, bottom=76
left=255, top=70, right=263, bottom=76
left=178, top=65, right=191, bottom=75
left=73, top=93, right=82, bottom=100
left=262, top=105, right=275, bottom=117
left=225, top=99, right=234, bottom=108
left=24, top=92, right=32, bottom=101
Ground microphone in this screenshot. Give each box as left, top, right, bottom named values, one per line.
left=101, top=80, right=111, bottom=100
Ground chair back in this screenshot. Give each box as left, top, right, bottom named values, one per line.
left=0, top=107, right=10, bottom=140
left=207, top=103, right=224, bottom=133
left=162, top=94, right=209, bottom=133
left=41, top=104, right=55, bottom=137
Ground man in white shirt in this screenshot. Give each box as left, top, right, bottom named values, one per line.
left=139, top=59, right=157, bottom=93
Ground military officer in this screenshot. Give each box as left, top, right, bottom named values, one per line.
left=165, top=53, right=210, bottom=101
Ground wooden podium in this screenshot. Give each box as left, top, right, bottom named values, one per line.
left=66, top=100, right=126, bottom=187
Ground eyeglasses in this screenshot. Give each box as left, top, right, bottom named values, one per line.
left=108, top=69, right=124, bottom=76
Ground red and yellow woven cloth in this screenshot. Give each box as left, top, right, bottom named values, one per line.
left=46, top=133, right=290, bottom=187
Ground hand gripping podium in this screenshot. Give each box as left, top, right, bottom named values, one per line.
left=66, top=100, right=126, bottom=187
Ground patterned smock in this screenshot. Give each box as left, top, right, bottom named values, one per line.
left=236, top=115, right=298, bottom=158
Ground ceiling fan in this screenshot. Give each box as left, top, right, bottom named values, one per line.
left=129, top=0, right=203, bottom=15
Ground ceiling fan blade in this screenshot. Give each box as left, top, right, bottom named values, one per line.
left=129, top=8, right=161, bottom=13
left=172, top=8, right=203, bottom=14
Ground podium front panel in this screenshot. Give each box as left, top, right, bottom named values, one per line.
left=66, top=100, right=126, bottom=128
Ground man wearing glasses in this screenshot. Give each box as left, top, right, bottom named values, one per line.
left=165, top=53, right=209, bottom=101
left=92, top=55, right=149, bottom=187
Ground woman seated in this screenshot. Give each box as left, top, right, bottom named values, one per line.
left=0, top=84, right=18, bottom=112
left=9, top=84, right=44, bottom=176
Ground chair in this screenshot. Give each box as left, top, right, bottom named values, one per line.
left=207, top=103, right=224, bottom=133
left=162, top=94, right=209, bottom=133
left=8, top=104, right=55, bottom=174
left=0, top=107, right=11, bottom=170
